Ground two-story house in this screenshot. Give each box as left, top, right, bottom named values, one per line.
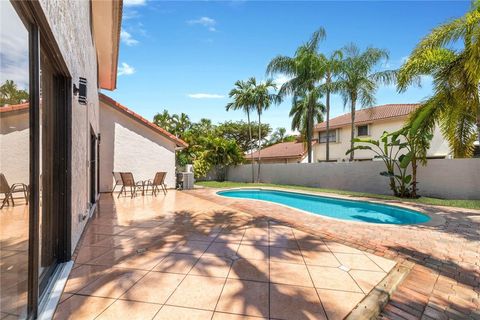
left=313, top=104, right=451, bottom=162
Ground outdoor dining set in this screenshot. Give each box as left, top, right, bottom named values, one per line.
left=112, top=171, right=168, bottom=198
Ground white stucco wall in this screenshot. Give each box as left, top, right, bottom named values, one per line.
left=313, top=118, right=451, bottom=162
left=99, top=102, right=177, bottom=193
left=0, top=110, right=29, bottom=186
left=39, top=0, right=100, bottom=252
left=227, top=159, right=480, bottom=200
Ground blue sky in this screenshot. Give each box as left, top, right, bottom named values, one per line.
left=108, top=0, right=470, bottom=134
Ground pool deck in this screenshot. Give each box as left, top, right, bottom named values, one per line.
left=54, top=191, right=399, bottom=320
left=188, top=187, right=480, bottom=320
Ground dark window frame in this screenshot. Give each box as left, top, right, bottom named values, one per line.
left=10, top=1, right=72, bottom=318
left=357, top=124, right=369, bottom=137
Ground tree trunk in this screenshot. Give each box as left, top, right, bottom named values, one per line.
left=411, top=157, right=418, bottom=198
left=247, top=110, right=254, bottom=183
left=307, top=93, right=313, bottom=163
left=349, top=98, right=356, bottom=161
left=326, top=88, right=330, bottom=162
left=477, top=82, right=480, bottom=147
left=257, top=108, right=262, bottom=183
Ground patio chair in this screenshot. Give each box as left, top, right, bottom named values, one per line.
left=111, top=172, right=123, bottom=194
left=146, top=172, right=167, bottom=196
left=0, top=173, right=29, bottom=209
left=118, top=172, right=144, bottom=198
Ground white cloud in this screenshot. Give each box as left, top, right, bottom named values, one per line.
left=120, top=29, right=139, bottom=46
left=187, top=17, right=217, bottom=31
left=188, top=93, right=225, bottom=99
left=0, top=2, right=29, bottom=90
left=118, top=62, right=136, bottom=76
left=273, top=74, right=292, bottom=88
left=124, top=0, right=146, bottom=7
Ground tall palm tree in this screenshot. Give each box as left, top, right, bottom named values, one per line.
left=153, top=109, right=173, bottom=132
left=335, top=44, right=396, bottom=161
left=226, top=80, right=255, bottom=182
left=318, top=50, right=343, bottom=161
left=171, top=112, right=191, bottom=138
left=267, top=28, right=327, bottom=163
left=397, top=1, right=480, bottom=157
left=248, top=77, right=277, bottom=182
left=290, top=89, right=326, bottom=147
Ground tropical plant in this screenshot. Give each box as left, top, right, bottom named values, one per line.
left=248, top=77, right=277, bottom=182
left=289, top=88, right=325, bottom=146
left=346, top=131, right=411, bottom=197
left=397, top=1, right=480, bottom=157
left=335, top=44, right=396, bottom=161
left=267, top=127, right=296, bottom=146
left=153, top=109, right=174, bottom=132
left=267, top=27, right=327, bottom=163
left=0, top=80, right=29, bottom=106
left=318, top=50, right=343, bottom=161
left=400, top=125, right=433, bottom=198
left=226, top=80, right=256, bottom=182
left=217, top=121, right=271, bottom=151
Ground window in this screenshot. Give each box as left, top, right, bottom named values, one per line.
left=319, top=130, right=337, bottom=143
left=357, top=124, right=369, bottom=136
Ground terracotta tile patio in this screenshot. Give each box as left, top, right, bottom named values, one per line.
left=54, top=191, right=398, bottom=319
left=189, top=188, right=480, bottom=320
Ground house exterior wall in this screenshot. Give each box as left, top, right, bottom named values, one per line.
left=99, top=102, right=177, bottom=193
left=0, top=110, right=29, bottom=186
left=313, top=117, right=451, bottom=162
left=39, top=0, right=100, bottom=252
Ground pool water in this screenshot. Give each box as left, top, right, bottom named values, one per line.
left=217, top=189, right=430, bottom=225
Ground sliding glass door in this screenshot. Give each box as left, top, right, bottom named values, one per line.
left=0, top=2, right=31, bottom=318
left=0, top=1, right=71, bottom=318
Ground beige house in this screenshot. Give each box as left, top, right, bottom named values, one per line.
left=99, top=94, right=187, bottom=192
left=313, top=104, right=451, bottom=162
left=0, top=0, right=121, bottom=318
left=246, top=140, right=312, bottom=164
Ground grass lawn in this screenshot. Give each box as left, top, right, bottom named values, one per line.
left=196, top=181, right=480, bottom=210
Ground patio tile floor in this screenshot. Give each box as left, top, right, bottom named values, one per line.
left=54, top=191, right=397, bottom=319
left=190, top=187, right=480, bottom=320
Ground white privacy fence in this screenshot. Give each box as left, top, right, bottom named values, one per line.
left=225, top=159, right=480, bottom=200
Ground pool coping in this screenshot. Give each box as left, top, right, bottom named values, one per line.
left=215, top=187, right=446, bottom=227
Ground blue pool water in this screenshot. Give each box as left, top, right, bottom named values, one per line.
left=217, top=189, right=430, bottom=225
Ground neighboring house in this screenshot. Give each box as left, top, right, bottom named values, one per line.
left=99, top=94, right=187, bottom=192
left=246, top=140, right=313, bottom=164
left=0, top=1, right=121, bottom=318
left=313, top=104, right=451, bottom=162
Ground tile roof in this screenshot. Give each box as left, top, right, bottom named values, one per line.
left=99, top=93, right=188, bottom=148
left=0, top=103, right=29, bottom=113
left=247, top=141, right=311, bottom=160
left=315, top=103, right=420, bottom=131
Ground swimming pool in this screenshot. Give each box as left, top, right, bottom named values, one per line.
left=217, top=189, right=431, bottom=225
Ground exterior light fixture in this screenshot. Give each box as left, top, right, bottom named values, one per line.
left=73, top=77, right=87, bottom=105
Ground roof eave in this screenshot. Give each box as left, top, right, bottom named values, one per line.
left=91, top=0, right=122, bottom=91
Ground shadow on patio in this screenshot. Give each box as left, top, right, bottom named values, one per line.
left=54, top=191, right=396, bottom=320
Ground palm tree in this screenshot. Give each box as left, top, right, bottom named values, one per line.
left=318, top=50, right=343, bottom=161
left=153, top=109, right=173, bottom=132
left=335, top=44, right=396, bottom=161
left=290, top=89, right=326, bottom=147
left=267, top=28, right=327, bottom=163
left=0, top=80, right=29, bottom=106
left=248, top=77, right=277, bottom=182
left=226, top=80, right=255, bottom=182
left=171, top=113, right=191, bottom=138
left=397, top=1, right=480, bottom=157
